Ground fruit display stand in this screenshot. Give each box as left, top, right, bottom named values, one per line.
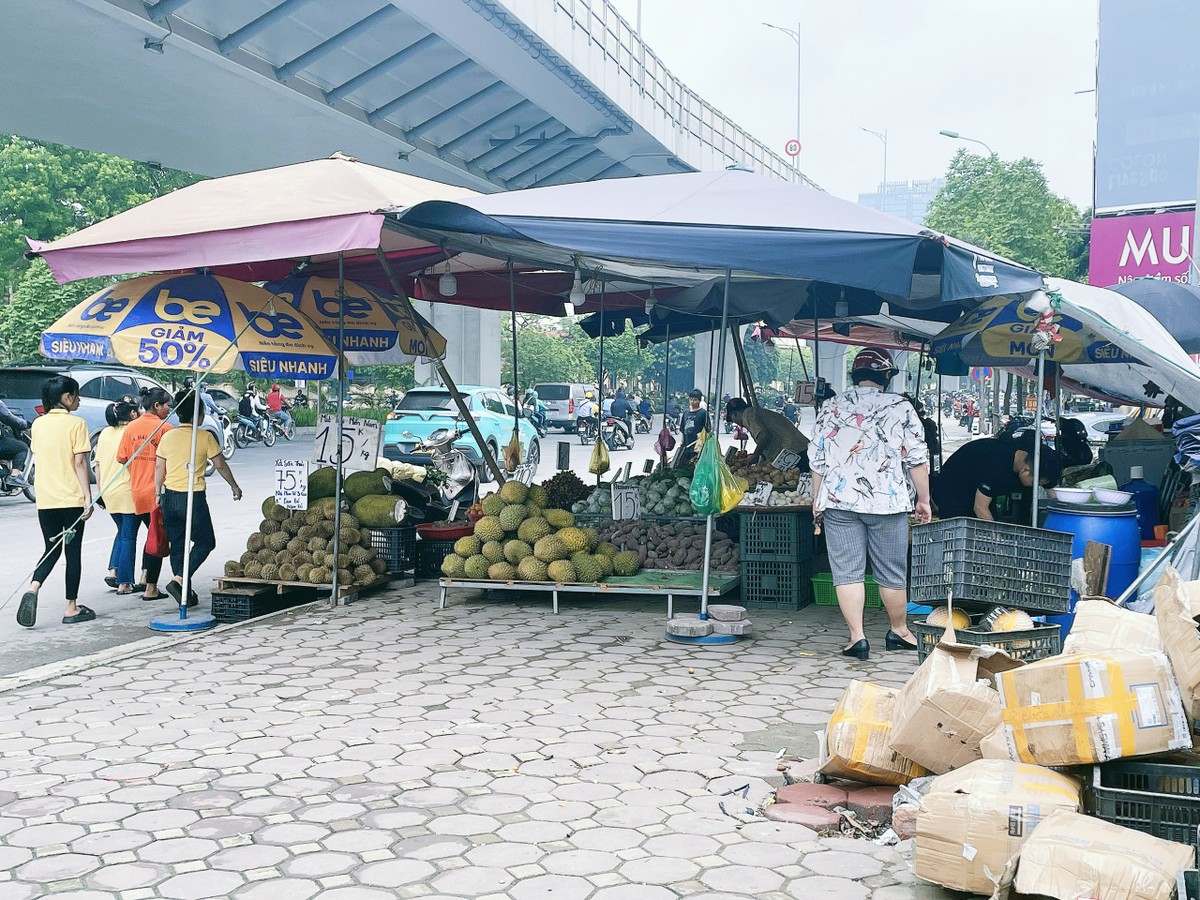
left=438, top=569, right=740, bottom=617
left=213, top=571, right=395, bottom=617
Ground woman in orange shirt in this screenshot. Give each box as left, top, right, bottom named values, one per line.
left=117, top=386, right=173, bottom=601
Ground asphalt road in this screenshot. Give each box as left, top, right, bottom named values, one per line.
left=0, top=416, right=976, bottom=678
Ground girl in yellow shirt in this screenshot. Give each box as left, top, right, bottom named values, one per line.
left=96, top=400, right=140, bottom=594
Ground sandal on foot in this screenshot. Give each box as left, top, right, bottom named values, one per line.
left=104, top=576, right=118, bottom=589
left=142, top=589, right=164, bottom=601
left=131, top=583, right=147, bottom=593
left=116, top=586, right=135, bottom=595
left=165, top=580, right=182, bottom=603
left=16, top=591, right=37, bottom=628
left=62, top=605, right=96, bottom=624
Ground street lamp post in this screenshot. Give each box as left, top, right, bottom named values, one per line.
left=860, top=126, right=888, bottom=192
left=939, top=129, right=995, bottom=156
left=763, top=21, right=802, bottom=179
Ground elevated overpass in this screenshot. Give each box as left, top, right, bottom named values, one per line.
left=1, top=0, right=814, bottom=385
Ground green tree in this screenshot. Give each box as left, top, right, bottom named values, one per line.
left=0, top=260, right=112, bottom=362
left=500, top=317, right=593, bottom=390
left=924, top=150, right=1088, bottom=280
left=575, top=323, right=651, bottom=392
left=0, top=133, right=201, bottom=294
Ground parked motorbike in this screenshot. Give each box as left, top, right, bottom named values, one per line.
left=390, top=427, right=479, bottom=525
left=600, top=416, right=635, bottom=451
left=0, top=430, right=34, bottom=502
left=234, top=415, right=276, bottom=448
left=633, top=411, right=652, bottom=434
left=216, top=409, right=236, bottom=460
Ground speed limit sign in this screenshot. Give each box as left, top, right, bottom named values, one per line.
left=785, top=139, right=801, bottom=156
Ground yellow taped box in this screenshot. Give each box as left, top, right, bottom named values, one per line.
left=992, top=649, right=1191, bottom=766
left=1062, top=598, right=1164, bottom=656
left=819, top=680, right=926, bottom=785
left=890, top=634, right=1023, bottom=774
left=1154, top=566, right=1200, bottom=736
left=914, top=759, right=1081, bottom=896
left=1007, top=809, right=1194, bottom=900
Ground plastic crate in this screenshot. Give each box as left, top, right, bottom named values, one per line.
left=910, top=517, right=1072, bottom=613
left=738, top=509, right=814, bottom=561
left=1086, top=760, right=1200, bottom=852
left=1180, top=869, right=1199, bottom=900
left=211, top=586, right=313, bottom=624
left=740, top=559, right=813, bottom=610
left=365, top=525, right=416, bottom=573
left=811, top=571, right=882, bottom=608
left=910, top=620, right=1061, bottom=663
left=416, top=538, right=455, bottom=579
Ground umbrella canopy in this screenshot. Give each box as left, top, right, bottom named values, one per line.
left=263, top=275, right=447, bottom=365
left=1111, top=278, right=1200, bottom=353
left=387, top=169, right=1046, bottom=316
left=41, top=273, right=339, bottom=380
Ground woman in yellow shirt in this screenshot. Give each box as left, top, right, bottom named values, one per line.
left=155, top=388, right=242, bottom=605
left=96, top=400, right=140, bottom=594
left=18, top=376, right=95, bottom=628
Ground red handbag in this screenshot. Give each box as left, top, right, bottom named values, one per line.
left=146, top=505, right=170, bottom=557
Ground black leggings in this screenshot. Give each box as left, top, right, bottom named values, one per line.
left=136, top=512, right=163, bottom=584
left=33, top=508, right=86, bottom=600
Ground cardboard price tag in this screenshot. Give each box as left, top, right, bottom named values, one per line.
left=313, top=414, right=382, bottom=473
left=743, top=482, right=773, bottom=507
left=274, top=459, right=308, bottom=510
left=794, top=380, right=816, bottom=404
left=612, top=484, right=642, bottom=520
left=772, top=449, right=803, bottom=471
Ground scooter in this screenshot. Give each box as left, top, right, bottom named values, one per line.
left=268, top=411, right=295, bottom=442
left=600, top=416, right=635, bottom=451
left=292, top=391, right=310, bottom=410
left=216, top=409, right=236, bottom=459
left=234, top=416, right=277, bottom=448
left=633, top=411, right=652, bottom=434
left=390, top=427, right=479, bottom=524
left=577, top=417, right=597, bottom=445
left=0, top=431, right=34, bottom=502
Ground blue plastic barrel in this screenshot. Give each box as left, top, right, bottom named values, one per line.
left=1041, top=502, right=1141, bottom=639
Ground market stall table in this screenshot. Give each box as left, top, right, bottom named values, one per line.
left=438, top=569, right=741, bottom=617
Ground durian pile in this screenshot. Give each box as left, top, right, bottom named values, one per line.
left=222, top=495, right=388, bottom=587
left=441, top=479, right=642, bottom=584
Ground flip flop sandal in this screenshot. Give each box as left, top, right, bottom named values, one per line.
left=131, top=583, right=147, bottom=593
left=116, top=587, right=134, bottom=595
left=16, top=591, right=37, bottom=628
left=142, top=591, right=164, bottom=601
left=62, top=606, right=96, bottom=624
left=165, top=581, right=183, bottom=603
left=104, top=576, right=118, bottom=589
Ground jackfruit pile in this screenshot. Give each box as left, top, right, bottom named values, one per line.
left=441, top=479, right=641, bottom=584
left=222, top=492, right=389, bottom=587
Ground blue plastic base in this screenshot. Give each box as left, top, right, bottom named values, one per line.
left=664, top=631, right=743, bottom=645
left=149, top=612, right=218, bottom=632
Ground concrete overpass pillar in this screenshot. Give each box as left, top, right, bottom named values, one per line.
left=413, top=303, right=501, bottom=388
left=694, top=329, right=743, bottom=402
left=817, top=342, right=849, bottom=394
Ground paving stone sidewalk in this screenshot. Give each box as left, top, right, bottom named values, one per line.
left=0, top=585, right=967, bottom=899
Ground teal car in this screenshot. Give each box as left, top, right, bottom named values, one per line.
left=382, top=386, right=541, bottom=479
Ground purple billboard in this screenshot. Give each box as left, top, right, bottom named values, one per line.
left=1089, top=211, right=1193, bottom=286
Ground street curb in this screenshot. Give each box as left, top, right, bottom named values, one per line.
left=0, top=598, right=329, bottom=696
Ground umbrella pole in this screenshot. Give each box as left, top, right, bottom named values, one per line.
left=731, top=322, right=758, bottom=406
left=509, top=260, right=519, bottom=453
left=1031, top=349, right=1046, bottom=524
left=811, top=304, right=821, bottom=412
left=374, top=249, right=504, bottom=484
left=699, top=268, right=734, bottom=619
left=597, top=279, right=605, bottom=489
left=331, top=254, right=347, bottom=605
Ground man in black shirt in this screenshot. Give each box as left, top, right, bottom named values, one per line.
left=679, top=389, right=708, bottom=465
left=933, top=434, right=1062, bottom=520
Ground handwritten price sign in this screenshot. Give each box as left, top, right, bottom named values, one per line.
left=612, top=484, right=642, bottom=520
left=313, top=414, right=382, bottom=473
left=274, top=459, right=308, bottom=510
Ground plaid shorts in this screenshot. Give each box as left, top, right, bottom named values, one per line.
left=823, top=508, right=908, bottom=590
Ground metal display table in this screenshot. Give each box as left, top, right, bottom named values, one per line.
left=438, top=570, right=741, bottom=617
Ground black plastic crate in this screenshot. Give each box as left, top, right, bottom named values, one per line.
left=1086, top=760, right=1200, bottom=851
left=365, top=526, right=416, bottom=573
left=738, top=509, right=814, bottom=561
left=910, top=620, right=1061, bottom=663
left=211, top=586, right=313, bottom=624
left=910, top=517, right=1072, bottom=613
left=1180, top=869, right=1199, bottom=900
left=740, top=559, right=813, bottom=610
left=416, top=538, right=455, bottom=579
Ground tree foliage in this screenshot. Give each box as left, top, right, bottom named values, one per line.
left=500, top=317, right=593, bottom=390
left=924, top=150, right=1088, bottom=280
left=0, top=260, right=113, bottom=363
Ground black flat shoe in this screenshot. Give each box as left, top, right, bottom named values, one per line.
left=842, top=639, right=869, bottom=660
left=104, top=576, right=118, bottom=589
left=886, top=630, right=919, bottom=651
left=62, top=605, right=96, bottom=624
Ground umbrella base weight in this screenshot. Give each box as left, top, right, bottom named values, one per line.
left=665, top=630, right=742, bottom=645
left=149, top=612, right=218, bottom=632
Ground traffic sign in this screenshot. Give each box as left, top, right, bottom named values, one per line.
left=970, top=367, right=993, bottom=382
left=785, top=139, right=801, bottom=156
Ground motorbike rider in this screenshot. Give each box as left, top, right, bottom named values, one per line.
left=238, top=387, right=268, bottom=435
left=523, top=389, right=548, bottom=433
left=576, top=390, right=597, bottom=433
left=637, top=393, right=652, bottom=427
left=0, top=398, right=31, bottom=488
left=183, top=377, right=222, bottom=420
left=610, top=389, right=634, bottom=445
left=266, top=383, right=293, bottom=431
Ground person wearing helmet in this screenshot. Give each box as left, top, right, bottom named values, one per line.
left=809, top=347, right=931, bottom=660
left=725, top=397, right=809, bottom=470
left=266, top=383, right=293, bottom=432
left=575, top=390, right=597, bottom=432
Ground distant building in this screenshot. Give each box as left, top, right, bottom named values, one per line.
left=858, top=178, right=947, bottom=225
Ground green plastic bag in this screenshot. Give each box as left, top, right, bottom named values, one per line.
left=690, top=434, right=747, bottom=516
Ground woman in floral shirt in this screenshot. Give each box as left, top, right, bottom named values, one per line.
left=809, top=348, right=931, bottom=660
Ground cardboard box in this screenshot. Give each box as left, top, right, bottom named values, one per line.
left=1009, top=809, right=1193, bottom=900
left=819, top=680, right=927, bottom=786
left=1154, top=566, right=1200, bottom=735
left=890, top=633, right=1023, bottom=774
left=914, top=759, right=1081, bottom=896
left=992, top=649, right=1191, bottom=766
left=1062, top=599, right=1164, bottom=656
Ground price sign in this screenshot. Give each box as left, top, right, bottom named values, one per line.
left=743, top=482, right=773, bottom=507
left=511, top=462, right=537, bottom=485
left=794, top=380, right=816, bottom=404
left=313, top=414, right=382, bottom=473
left=557, top=441, right=571, bottom=470
left=772, top=449, right=803, bottom=471
left=612, top=484, right=642, bottom=520
left=274, top=459, right=308, bottom=510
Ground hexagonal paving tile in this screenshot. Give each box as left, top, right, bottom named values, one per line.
left=357, top=859, right=437, bottom=888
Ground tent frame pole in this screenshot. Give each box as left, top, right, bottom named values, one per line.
left=597, top=280, right=606, bottom=488
left=375, top=249, right=505, bottom=484
left=331, top=253, right=347, bottom=604
left=699, top=268, right=734, bottom=617
left=1031, top=349, right=1046, bottom=525
left=730, top=322, right=758, bottom=406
